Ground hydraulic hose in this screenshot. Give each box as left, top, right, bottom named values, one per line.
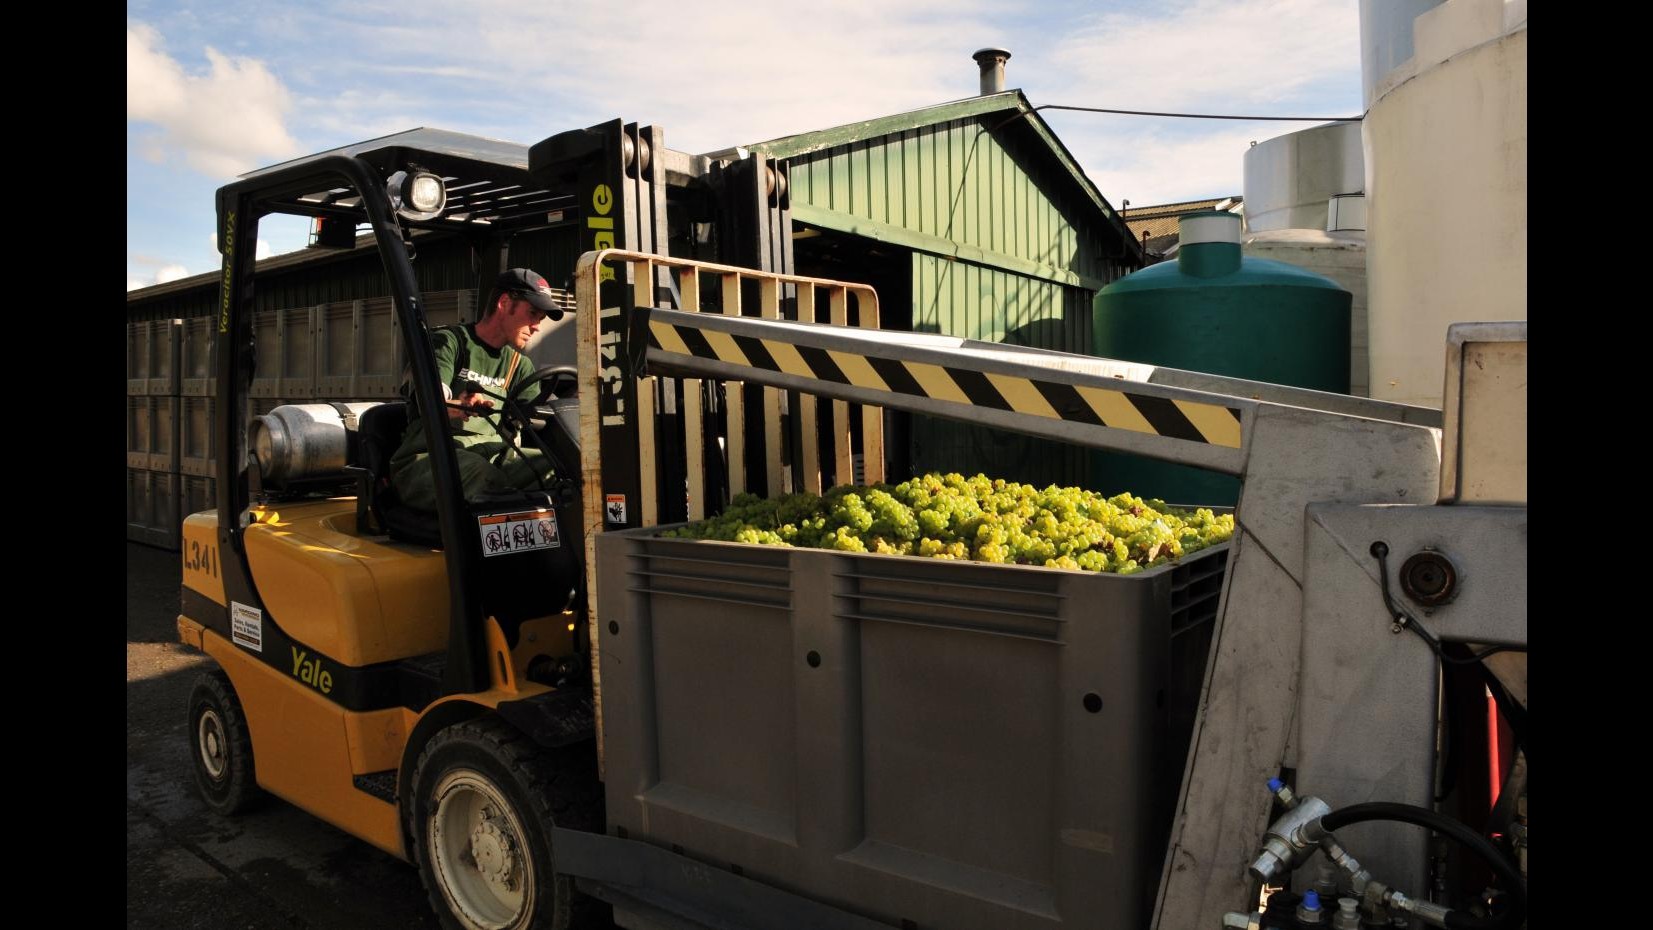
left=1320, top=802, right=1526, bottom=929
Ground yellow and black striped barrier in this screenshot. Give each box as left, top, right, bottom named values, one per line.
left=645, top=311, right=1246, bottom=452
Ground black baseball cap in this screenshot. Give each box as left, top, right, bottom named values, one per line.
left=496, top=268, right=564, bottom=320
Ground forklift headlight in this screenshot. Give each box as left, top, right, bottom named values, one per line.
left=387, top=170, right=446, bottom=222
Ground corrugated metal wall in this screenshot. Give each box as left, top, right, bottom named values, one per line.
left=911, top=253, right=1092, bottom=348
left=785, top=117, right=1134, bottom=489
left=909, top=253, right=1097, bottom=489
left=788, top=119, right=1119, bottom=283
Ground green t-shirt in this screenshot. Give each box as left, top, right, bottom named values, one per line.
left=392, top=325, right=531, bottom=463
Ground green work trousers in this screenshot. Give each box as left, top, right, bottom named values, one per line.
left=391, top=443, right=555, bottom=511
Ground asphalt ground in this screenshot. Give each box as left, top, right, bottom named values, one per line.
left=126, top=541, right=440, bottom=929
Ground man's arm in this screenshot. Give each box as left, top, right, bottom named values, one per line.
left=426, top=330, right=482, bottom=425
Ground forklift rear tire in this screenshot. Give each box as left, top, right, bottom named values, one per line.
left=409, top=718, right=603, bottom=930
left=187, top=669, right=265, bottom=815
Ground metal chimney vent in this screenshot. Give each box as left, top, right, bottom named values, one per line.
left=973, top=48, right=1011, bottom=95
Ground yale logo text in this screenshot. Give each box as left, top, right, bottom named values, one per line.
left=291, top=647, right=333, bottom=694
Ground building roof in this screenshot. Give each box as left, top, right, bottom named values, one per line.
left=1122, top=196, right=1243, bottom=256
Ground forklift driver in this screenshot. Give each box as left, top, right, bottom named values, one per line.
left=389, top=268, right=564, bottom=511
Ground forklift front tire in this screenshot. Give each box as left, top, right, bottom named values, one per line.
left=187, top=669, right=265, bottom=816
left=409, top=718, right=592, bottom=930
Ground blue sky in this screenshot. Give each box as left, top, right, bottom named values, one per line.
left=127, top=0, right=1363, bottom=290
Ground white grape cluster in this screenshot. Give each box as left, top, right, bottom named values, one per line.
left=661, top=472, right=1233, bottom=574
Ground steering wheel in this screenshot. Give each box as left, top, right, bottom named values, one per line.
left=509, top=365, right=579, bottom=406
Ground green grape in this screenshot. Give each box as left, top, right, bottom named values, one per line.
left=915, top=507, right=947, bottom=537
left=734, top=526, right=787, bottom=546
left=1075, top=550, right=1110, bottom=572
left=665, top=471, right=1234, bottom=573
left=974, top=541, right=1011, bottom=563
left=864, top=489, right=920, bottom=541
left=826, top=525, right=867, bottom=552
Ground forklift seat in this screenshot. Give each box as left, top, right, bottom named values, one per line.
left=354, top=401, right=444, bottom=548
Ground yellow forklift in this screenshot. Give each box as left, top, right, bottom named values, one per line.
left=178, top=122, right=791, bottom=930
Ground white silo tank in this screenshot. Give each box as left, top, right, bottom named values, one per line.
left=1242, top=123, right=1371, bottom=395
left=1361, top=0, right=1527, bottom=407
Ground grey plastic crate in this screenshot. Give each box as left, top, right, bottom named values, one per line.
left=426, top=288, right=475, bottom=328
left=126, top=396, right=151, bottom=468
left=127, top=468, right=182, bottom=550
left=250, top=306, right=317, bottom=398
left=125, top=467, right=149, bottom=542
left=250, top=309, right=281, bottom=397
left=317, top=301, right=359, bottom=398
left=126, top=322, right=149, bottom=395
left=183, top=474, right=217, bottom=519
left=391, top=288, right=475, bottom=381
left=180, top=396, right=216, bottom=477
left=249, top=397, right=292, bottom=420
left=359, top=297, right=400, bottom=397
left=594, top=532, right=1229, bottom=930
left=180, top=317, right=218, bottom=397
left=148, top=396, right=181, bottom=473
left=315, top=299, right=403, bottom=399
left=125, top=396, right=180, bottom=471
left=148, top=319, right=182, bottom=395
left=148, top=470, right=182, bottom=549
left=125, top=319, right=181, bottom=395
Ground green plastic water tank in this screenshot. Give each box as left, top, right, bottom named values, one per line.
left=1091, top=211, right=1350, bottom=506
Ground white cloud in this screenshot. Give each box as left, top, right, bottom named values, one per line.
left=128, top=278, right=148, bottom=292
left=516, top=0, right=994, bottom=153
left=1032, top=0, right=1361, bottom=205
left=126, top=23, right=187, bottom=119
left=365, top=64, right=489, bottom=80
left=155, top=264, right=189, bottom=285
left=256, top=239, right=272, bottom=260
left=127, top=23, right=301, bottom=179
left=297, top=0, right=1000, bottom=157
left=295, top=87, right=437, bottom=146
left=1050, top=116, right=1347, bottom=208
left=1049, top=0, right=1360, bottom=112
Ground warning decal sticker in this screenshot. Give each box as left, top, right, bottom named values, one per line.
left=477, top=508, right=562, bottom=558
left=230, top=602, right=264, bottom=653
